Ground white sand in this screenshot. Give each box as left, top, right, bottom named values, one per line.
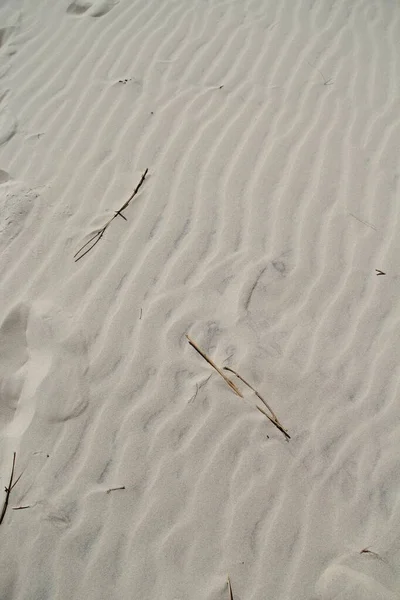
left=1, top=0, right=400, bottom=598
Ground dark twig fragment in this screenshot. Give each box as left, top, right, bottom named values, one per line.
left=348, top=212, right=377, bottom=231
left=186, top=334, right=243, bottom=398
left=360, top=547, right=382, bottom=559
left=224, top=367, right=290, bottom=440
left=0, top=453, right=24, bottom=525
left=106, top=486, right=126, bottom=494
left=74, top=168, right=149, bottom=262
left=307, top=60, right=333, bottom=85
left=227, top=576, right=234, bottom=600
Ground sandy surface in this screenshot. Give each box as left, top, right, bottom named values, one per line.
left=1, top=0, right=400, bottom=598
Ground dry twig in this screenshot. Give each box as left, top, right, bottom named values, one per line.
left=307, top=60, right=333, bottom=85
left=348, top=212, right=377, bottom=231
left=74, top=168, right=149, bottom=262
left=185, top=335, right=243, bottom=398
left=227, top=575, right=234, bottom=600
left=224, top=367, right=290, bottom=440
left=0, top=453, right=24, bottom=525
left=106, top=486, right=126, bottom=494
left=360, top=547, right=382, bottom=559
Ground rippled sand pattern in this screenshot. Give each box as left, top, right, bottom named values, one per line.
left=1, top=0, right=400, bottom=598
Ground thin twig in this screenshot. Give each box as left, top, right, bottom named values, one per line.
left=186, top=335, right=243, bottom=398
left=114, top=210, right=127, bottom=221
left=360, top=547, right=382, bottom=559
left=74, top=230, right=105, bottom=262
left=0, top=453, right=20, bottom=525
left=10, top=471, right=24, bottom=492
left=74, top=168, right=149, bottom=262
left=307, top=60, right=333, bottom=85
left=106, top=486, right=125, bottom=494
left=348, top=212, right=377, bottom=231
left=224, top=368, right=279, bottom=420
left=117, top=168, right=149, bottom=212
left=227, top=575, right=234, bottom=600
left=256, top=405, right=290, bottom=440
left=12, top=505, right=31, bottom=510
left=224, top=367, right=290, bottom=440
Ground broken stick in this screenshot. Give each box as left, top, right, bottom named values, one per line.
left=0, top=452, right=24, bottom=525
left=74, top=168, right=149, bottom=262
left=185, top=334, right=243, bottom=398
left=360, top=547, right=382, bottom=559
left=106, top=486, right=126, bottom=494
left=224, top=367, right=290, bottom=440
left=227, top=575, right=234, bottom=600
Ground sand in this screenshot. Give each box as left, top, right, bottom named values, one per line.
left=1, top=0, right=400, bottom=598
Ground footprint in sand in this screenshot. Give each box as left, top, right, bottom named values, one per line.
left=0, top=304, right=29, bottom=430
left=0, top=106, right=17, bottom=146
left=66, top=0, right=118, bottom=17
left=0, top=15, right=20, bottom=58
left=0, top=169, right=10, bottom=184
left=0, top=27, right=15, bottom=50
left=0, top=302, right=90, bottom=442
left=0, top=181, right=39, bottom=250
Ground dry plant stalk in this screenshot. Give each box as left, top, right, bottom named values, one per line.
left=0, top=452, right=24, bottom=525
left=106, top=486, right=126, bottom=494
left=74, top=168, right=149, bottom=262
left=224, top=367, right=290, bottom=440
left=185, top=335, right=243, bottom=398
left=360, top=547, right=381, bottom=559
left=227, top=575, right=234, bottom=600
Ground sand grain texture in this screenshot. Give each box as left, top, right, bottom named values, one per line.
left=1, top=0, right=400, bottom=599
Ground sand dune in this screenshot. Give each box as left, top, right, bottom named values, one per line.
left=1, top=0, right=400, bottom=598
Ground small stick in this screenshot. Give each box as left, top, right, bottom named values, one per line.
left=185, top=335, right=243, bottom=398
left=74, top=228, right=106, bottom=262
left=348, top=212, right=377, bottom=231
left=106, top=486, right=125, bottom=494
left=74, top=168, right=149, bottom=262
left=114, top=210, right=128, bottom=221
left=224, top=368, right=279, bottom=420
left=227, top=575, right=234, bottom=600
left=0, top=452, right=23, bottom=525
left=117, top=168, right=149, bottom=213
left=224, top=367, right=290, bottom=440
left=12, top=505, right=31, bottom=510
left=307, top=60, right=333, bottom=85
left=256, top=405, right=291, bottom=440
left=360, top=547, right=381, bottom=559
left=10, top=471, right=24, bottom=491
